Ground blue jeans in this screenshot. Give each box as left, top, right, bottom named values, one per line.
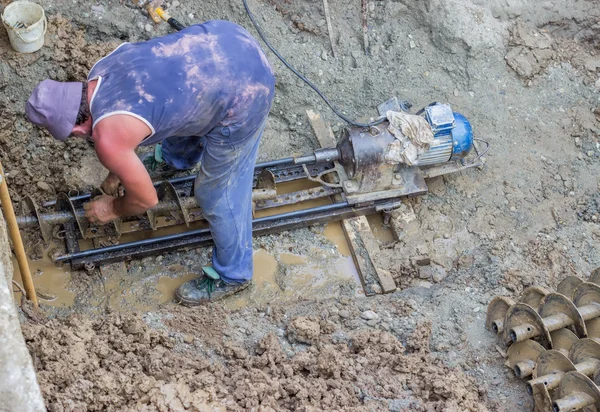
left=161, top=123, right=264, bottom=283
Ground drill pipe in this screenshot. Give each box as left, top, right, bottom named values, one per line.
left=54, top=201, right=351, bottom=262
left=40, top=157, right=302, bottom=208
left=18, top=181, right=276, bottom=240
left=486, top=286, right=549, bottom=336
left=17, top=196, right=199, bottom=229
left=506, top=287, right=600, bottom=348
left=526, top=339, right=600, bottom=410
left=552, top=371, right=600, bottom=412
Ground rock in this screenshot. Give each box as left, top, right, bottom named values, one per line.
left=418, top=267, right=431, bottom=279
left=37, top=181, right=51, bottom=192
left=321, top=50, right=328, bottom=61
left=453, top=88, right=459, bottom=97
left=351, top=50, right=361, bottom=59
left=585, top=58, right=600, bottom=72
left=287, top=317, right=320, bottom=344
left=409, top=40, right=416, bottom=49
left=91, top=5, right=105, bottom=13
left=183, top=334, right=194, bottom=344
left=171, top=0, right=180, bottom=7
left=505, top=46, right=538, bottom=78
left=188, top=13, right=194, bottom=19
left=595, top=78, right=600, bottom=90
left=360, top=310, right=379, bottom=321
left=145, top=23, right=153, bottom=33
left=339, top=310, right=350, bottom=319
left=588, top=151, right=595, bottom=157
left=419, top=264, right=447, bottom=283
left=410, top=279, right=432, bottom=289
left=431, top=265, right=448, bottom=283
left=316, top=19, right=326, bottom=27
left=366, top=319, right=380, bottom=327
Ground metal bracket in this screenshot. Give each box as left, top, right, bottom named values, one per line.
left=302, top=164, right=343, bottom=188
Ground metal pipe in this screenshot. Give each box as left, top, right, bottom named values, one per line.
left=41, top=157, right=298, bottom=207
left=510, top=313, right=573, bottom=342
left=22, top=189, right=268, bottom=230
left=0, top=162, right=38, bottom=307
left=528, top=372, right=564, bottom=391
left=514, top=360, right=536, bottom=378
left=553, top=393, right=596, bottom=412
left=578, top=304, right=600, bottom=320
left=55, top=202, right=349, bottom=262
left=576, top=359, right=600, bottom=376
left=491, top=320, right=503, bottom=334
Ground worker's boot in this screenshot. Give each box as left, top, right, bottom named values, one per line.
left=175, top=267, right=251, bottom=306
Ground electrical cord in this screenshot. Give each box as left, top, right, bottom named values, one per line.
left=241, top=0, right=386, bottom=128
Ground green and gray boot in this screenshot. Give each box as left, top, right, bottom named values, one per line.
left=175, top=267, right=251, bottom=306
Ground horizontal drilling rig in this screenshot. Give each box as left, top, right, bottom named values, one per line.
left=16, top=103, right=487, bottom=270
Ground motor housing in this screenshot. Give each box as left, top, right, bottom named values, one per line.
left=416, top=103, right=473, bottom=166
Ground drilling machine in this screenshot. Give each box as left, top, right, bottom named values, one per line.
left=16, top=102, right=487, bottom=271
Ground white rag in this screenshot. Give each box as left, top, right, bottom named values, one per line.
left=385, top=110, right=435, bottom=165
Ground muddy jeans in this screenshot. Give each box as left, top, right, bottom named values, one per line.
left=161, top=123, right=265, bottom=283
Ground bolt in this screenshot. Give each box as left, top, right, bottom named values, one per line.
left=394, top=173, right=402, bottom=180
left=344, top=181, right=356, bottom=190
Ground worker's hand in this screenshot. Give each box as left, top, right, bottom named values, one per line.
left=83, top=195, right=119, bottom=225
left=101, top=173, right=121, bottom=197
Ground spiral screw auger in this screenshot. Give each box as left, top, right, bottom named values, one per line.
left=16, top=177, right=277, bottom=241
left=486, top=269, right=600, bottom=411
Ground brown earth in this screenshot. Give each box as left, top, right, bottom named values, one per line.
left=1, top=0, right=600, bottom=410
left=23, top=297, right=495, bottom=411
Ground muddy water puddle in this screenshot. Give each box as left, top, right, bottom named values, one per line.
left=13, top=179, right=392, bottom=312
left=12, top=244, right=75, bottom=307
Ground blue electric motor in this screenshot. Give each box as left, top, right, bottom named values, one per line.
left=416, top=103, right=473, bottom=166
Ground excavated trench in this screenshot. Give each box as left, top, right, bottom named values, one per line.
left=2, top=0, right=600, bottom=410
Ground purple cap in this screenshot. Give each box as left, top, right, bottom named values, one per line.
left=25, top=80, right=83, bottom=141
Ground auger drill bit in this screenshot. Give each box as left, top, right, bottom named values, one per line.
left=17, top=177, right=277, bottom=241
left=486, top=286, right=549, bottom=337
left=505, top=339, right=546, bottom=379
left=506, top=329, right=577, bottom=380
left=17, top=181, right=196, bottom=240
left=506, top=283, right=600, bottom=348
left=486, top=296, right=516, bottom=336
left=527, top=338, right=600, bottom=412
left=522, top=286, right=552, bottom=309
left=557, top=276, right=585, bottom=298
left=552, top=371, right=600, bottom=412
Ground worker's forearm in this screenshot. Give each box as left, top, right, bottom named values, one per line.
left=112, top=195, right=157, bottom=218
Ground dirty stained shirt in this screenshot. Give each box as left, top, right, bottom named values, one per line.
left=87, top=20, right=275, bottom=146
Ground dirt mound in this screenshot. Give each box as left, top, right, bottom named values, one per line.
left=0, top=15, right=118, bottom=202
left=23, top=305, right=494, bottom=411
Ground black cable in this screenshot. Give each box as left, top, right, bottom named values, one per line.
left=241, top=0, right=386, bottom=128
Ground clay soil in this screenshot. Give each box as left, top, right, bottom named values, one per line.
left=2, top=0, right=600, bottom=410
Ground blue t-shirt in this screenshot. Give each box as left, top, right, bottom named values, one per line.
left=88, top=20, right=275, bottom=146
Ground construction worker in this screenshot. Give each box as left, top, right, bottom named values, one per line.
left=25, top=20, right=275, bottom=305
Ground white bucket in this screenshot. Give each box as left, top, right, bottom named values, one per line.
left=1, top=1, right=47, bottom=53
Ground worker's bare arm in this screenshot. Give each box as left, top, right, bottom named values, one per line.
left=84, top=115, right=157, bottom=223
